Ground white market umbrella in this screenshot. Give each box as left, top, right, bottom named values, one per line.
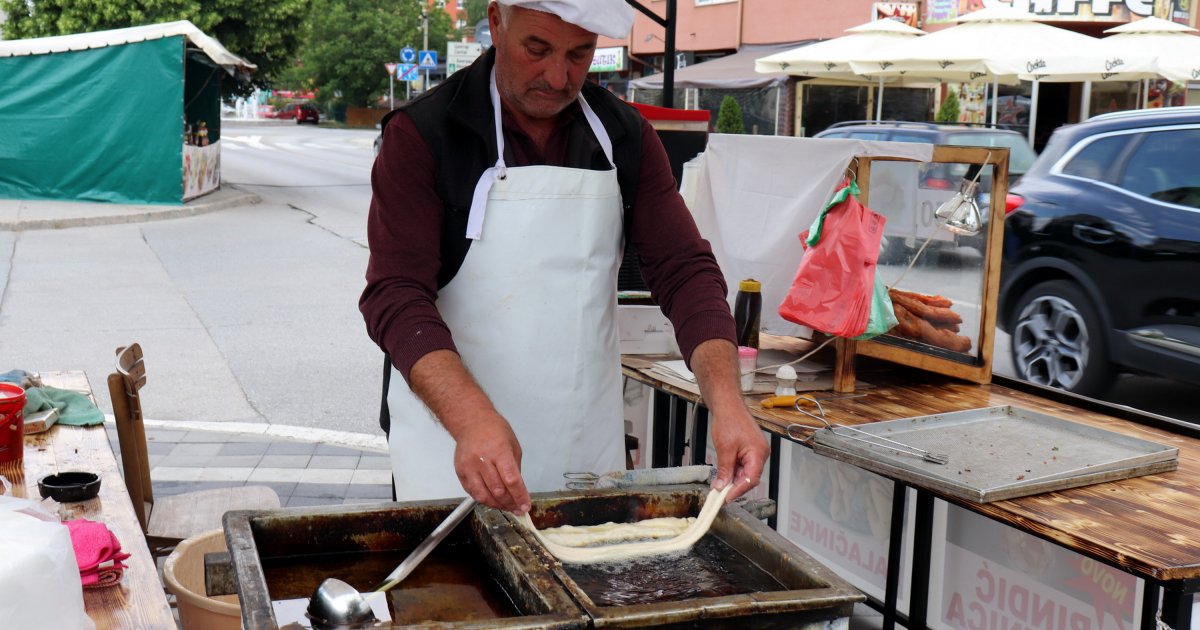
left=849, top=6, right=1131, bottom=143
left=755, top=19, right=928, bottom=121
left=1104, top=17, right=1200, bottom=105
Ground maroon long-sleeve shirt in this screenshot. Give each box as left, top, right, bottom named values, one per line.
left=361, top=103, right=735, bottom=384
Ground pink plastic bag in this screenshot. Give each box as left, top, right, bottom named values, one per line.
left=778, top=180, right=887, bottom=338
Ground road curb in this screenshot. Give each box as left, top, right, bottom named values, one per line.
left=103, top=416, right=389, bottom=453
left=0, top=186, right=261, bottom=231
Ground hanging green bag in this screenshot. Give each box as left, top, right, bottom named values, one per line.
left=852, top=272, right=899, bottom=340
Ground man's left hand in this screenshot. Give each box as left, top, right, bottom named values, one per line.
left=710, top=404, right=769, bottom=500
left=688, top=339, right=770, bottom=502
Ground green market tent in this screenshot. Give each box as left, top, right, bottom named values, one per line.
left=0, top=21, right=255, bottom=205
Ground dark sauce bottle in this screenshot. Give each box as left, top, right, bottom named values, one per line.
left=733, top=279, right=761, bottom=349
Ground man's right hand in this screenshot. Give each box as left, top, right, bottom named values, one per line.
left=409, top=349, right=532, bottom=514
left=452, top=412, right=531, bottom=514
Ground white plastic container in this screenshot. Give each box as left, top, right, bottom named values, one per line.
left=738, top=347, right=758, bottom=393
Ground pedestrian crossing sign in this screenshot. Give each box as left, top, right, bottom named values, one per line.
left=418, top=50, right=438, bottom=69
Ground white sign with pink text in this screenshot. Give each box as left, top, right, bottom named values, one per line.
left=930, top=502, right=1141, bottom=630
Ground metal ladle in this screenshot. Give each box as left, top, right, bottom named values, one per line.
left=306, top=497, right=478, bottom=628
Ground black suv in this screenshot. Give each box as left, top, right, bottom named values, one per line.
left=999, top=107, right=1200, bottom=397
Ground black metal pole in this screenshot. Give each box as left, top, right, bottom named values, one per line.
left=663, top=0, right=677, bottom=108
left=651, top=390, right=671, bottom=468
left=767, top=434, right=781, bottom=530
left=625, top=0, right=677, bottom=107
left=691, top=406, right=709, bottom=466
left=909, top=491, right=935, bottom=629
left=883, top=481, right=907, bottom=630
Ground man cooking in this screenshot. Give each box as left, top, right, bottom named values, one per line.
left=360, top=0, right=768, bottom=515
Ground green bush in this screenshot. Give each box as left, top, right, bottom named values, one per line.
left=716, top=95, right=746, bottom=134
left=935, top=90, right=961, bottom=124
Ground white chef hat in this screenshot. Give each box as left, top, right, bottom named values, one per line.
left=495, top=0, right=635, bottom=39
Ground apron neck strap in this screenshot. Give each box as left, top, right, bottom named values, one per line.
left=489, top=68, right=614, bottom=169
left=577, top=93, right=614, bottom=167
left=488, top=66, right=508, bottom=171
left=467, top=68, right=616, bottom=241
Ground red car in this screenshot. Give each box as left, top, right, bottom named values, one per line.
left=272, top=103, right=320, bottom=124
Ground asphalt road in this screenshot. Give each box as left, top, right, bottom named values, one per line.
left=1, top=121, right=1194, bottom=435
left=0, top=121, right=385, bottom=435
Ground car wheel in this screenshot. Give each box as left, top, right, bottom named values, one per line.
left=1010, top=279, right=1114, bottom=397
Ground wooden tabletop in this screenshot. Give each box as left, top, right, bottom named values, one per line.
left=623, top=358, right=1200, bottom=582
left=0, top=371, right=174, bottom=630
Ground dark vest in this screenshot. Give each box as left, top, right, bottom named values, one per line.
left=382, top=47, right=643, bottom=289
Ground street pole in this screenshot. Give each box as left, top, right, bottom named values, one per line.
left=422, top=10, right=430, bottom=93
left=389, top=73, right=395, bottom=110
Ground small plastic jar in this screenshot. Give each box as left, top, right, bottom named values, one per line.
left=737, top=346, right=758, bottom=393
left=775, top=365, right=798, bottom=397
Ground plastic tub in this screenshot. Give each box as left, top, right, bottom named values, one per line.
left=163, top=529, right=242, bottom=630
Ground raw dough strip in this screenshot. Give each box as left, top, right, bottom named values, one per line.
left=539, top=517, right=695, bottom=547
left=518, top=485, right=732, bottom=564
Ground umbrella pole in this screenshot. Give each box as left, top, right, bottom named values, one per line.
left=876, top=77, right=885, bottom=121
left=1142, top=79, right=1149, bottom=109
left=991, top=78, right=999, bottom=127
left=1028, top=79, right=1040, bottom=149
left=1081, top=81, right=1092, bottom=121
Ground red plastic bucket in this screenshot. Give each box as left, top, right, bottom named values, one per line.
left=0, top=383, right=26, bottom=464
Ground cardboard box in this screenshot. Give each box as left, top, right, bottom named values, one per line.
left=618, top=305, right=678, bottom=355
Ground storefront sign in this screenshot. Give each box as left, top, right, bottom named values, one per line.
left=183, top=142, right=220, bottom=201
left=927, top=0, right=961, bottom=23
left=949, top=82, right=989, bottom=124
left=974, top=0, right=1158, bottom=20
left=932, top=505, right=1139, bottom=630
left=874, top=2, right=921, bottom=27
left=1168, top=0, right=1192, bottom=23
left=590, top=47, right=626, bottom=73
left=446, top=41, right=483, bottom=75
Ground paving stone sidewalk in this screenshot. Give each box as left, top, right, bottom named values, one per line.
left=104, top=424, right=394, bottom=508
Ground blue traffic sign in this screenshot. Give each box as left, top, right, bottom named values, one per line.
left=397, top=63, right=419, bottom=81
left=400, top=47, right=417, bottom=64
left=418, top=50, right=438, bottom=69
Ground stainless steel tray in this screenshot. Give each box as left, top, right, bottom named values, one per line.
left=811, top=405, right=1179, bottom=503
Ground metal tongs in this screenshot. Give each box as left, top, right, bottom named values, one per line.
left=786, top=396, right=950, bottom=465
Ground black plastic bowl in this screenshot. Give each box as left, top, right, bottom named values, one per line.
left=38, top=471, right=101, bottom=503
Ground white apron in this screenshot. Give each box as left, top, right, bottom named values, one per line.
left=387, top=70, right=625, bottom=501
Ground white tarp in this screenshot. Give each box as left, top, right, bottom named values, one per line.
left=680, top=134, right=932, bottom=337
left=0, top=20, right=255, bottom=74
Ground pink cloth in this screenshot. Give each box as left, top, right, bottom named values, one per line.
left=65, top=519, right=130, bottom=588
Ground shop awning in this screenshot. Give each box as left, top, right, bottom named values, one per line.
left=0, top=20, right=248, bottom=204
left=0, top=20, right=255, bottom=75
left=630, top=42, right=806, bottom=90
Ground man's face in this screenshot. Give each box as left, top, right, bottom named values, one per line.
left=489, top=4, right=598, bottom=121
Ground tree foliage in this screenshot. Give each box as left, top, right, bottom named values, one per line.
left=299, top=0, right=454, bottom=109
left=935, top=89, right=961, bottom=124
left=715, top=95, right=746, bottom=134
left=0, top=0, right=310, bottom=95
left=463, top=0, right=489, bottom=25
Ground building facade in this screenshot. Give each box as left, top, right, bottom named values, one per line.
left=592, top=0, right=1198, bottom=139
